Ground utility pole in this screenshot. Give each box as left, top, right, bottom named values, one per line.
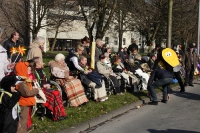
left=197, top=0, right=200, bottom=55
left=167, top=0, right=173, bottom=48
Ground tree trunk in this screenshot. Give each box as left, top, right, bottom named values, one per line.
left=118, top=30, right=123, bottom=51
left=51, top=27, right=59, bottom=52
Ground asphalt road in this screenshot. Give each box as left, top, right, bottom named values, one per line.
left=59, top=80, right=200, bottom=133
left=86, top=81, right=200, bottom=133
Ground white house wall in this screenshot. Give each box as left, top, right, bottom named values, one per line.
left=45, top=20, right=142, bottom=52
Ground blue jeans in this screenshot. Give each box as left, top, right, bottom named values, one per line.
left=148, top=78, right=173, bottom=101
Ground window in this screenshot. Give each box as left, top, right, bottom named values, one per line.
left=114, top=40, right=118, bottom=45
left=123, top=38, right=126, bottom=45
left=131, top=38, right=134, bottom=44
left=105, top=37, right=109, bottom=44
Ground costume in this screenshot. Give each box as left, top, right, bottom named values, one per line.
left=0, top=74, right=21, bottom=133
left=15, top=62, right=39, bottom=133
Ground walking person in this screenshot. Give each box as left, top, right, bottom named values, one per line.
left=184, top=44, right=198, bottom=87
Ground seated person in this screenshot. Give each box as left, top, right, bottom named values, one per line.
left=29, top=58, right=67, bottom=121
left=65, top=44, right=100, bottom=91
left=147, top=53, right=156, bottom=71
left=79, top=55, right=108, bottom=102
left=49, top=53, right=88, bottom=107
left=127, top=59, right=149, bottom=90
left=96, top=54, right=123, bottom=95
left=135, top=54, right=151, bottom=73
left=0, top=74, right=21, bottom=133
left=112, top=56, right=130, bottom=85
left=104, top=52, right=112, bottom=68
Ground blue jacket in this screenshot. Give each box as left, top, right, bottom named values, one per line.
left=148, top=69, right=173, bottom=86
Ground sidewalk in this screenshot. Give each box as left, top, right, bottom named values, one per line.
left=58, top=86, right=181, bottom=133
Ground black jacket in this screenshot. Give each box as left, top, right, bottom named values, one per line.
left=3, top=39, right=22, bottom=62
left=148, top=69, right=173, bottom=86
left=65, top=52, right=78, bottom=73
left=127, top=43, right=138, bottom=55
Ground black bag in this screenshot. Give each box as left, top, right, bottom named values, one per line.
left=79, top=74, right=91, bottom=86
left=87, top=72, right=103, bottom=88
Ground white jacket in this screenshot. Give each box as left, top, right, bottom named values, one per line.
left=0, top=45, right=11, bottom=81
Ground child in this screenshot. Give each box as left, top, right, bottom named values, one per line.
left=15, top=61, right=39, bottom=133
left=0, top=74, right=22, bottom=133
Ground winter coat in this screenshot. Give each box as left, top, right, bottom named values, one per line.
left=95, top=46, right=102, bottom=63
left=26, top=42, right=43, bottom=61
left=0, top=45, right=11, bottom=81
left=184, top=51, right=198, bottom=70
left=49, top=60, right=69, bottom=79
left=3, top=39, right=22, bottom=62
left=96, top=61, right=111, bottom=78
left=15, top=62, right=39, bottom=106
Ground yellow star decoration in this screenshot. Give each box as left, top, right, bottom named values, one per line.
left=17, top=46, right=26, bottom=56
left=10, top=47, right=18, bottom=54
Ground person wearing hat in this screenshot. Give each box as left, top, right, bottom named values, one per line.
left=15, top=61, right=39, bottom=133
left=184, top=43, right=198, bottom=87
left=0, top=74, right=22, bottom=133
left=96, top=54, right=123, bottom=95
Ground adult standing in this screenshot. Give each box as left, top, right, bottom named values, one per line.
left=0, top=27, right=15, bottom=82
left=26, top=36, right=45, bottom=61
left=81, top=36, right=90, bottom=56
left=81, top=36, right=91, bottom=66
left=65, top=44, right=85, bottom=73
left=127, top=40, right=138, bottom=55
left=184, top=44, right=198, bottom=87
left=118, top=48, right=125, bottom=63
left=3, top=31, right=22, bottom=62
left=95, top=39, right=103, bottom=64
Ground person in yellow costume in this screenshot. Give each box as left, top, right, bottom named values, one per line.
left=153, top=45, right=185, bottom=92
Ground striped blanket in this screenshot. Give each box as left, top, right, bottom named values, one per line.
left=43, top=88, right=66, bottom=121
left=57, top=78, right=88, bottom=107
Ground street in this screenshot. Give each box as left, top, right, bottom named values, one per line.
left=82, top=81, right=200, bottom=133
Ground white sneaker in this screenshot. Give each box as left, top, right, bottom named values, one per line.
left=100, top=99, right=105, bottom=102
left=105, top=97, right=108, bottom=100
left=89, top=82, right=96, bottom=89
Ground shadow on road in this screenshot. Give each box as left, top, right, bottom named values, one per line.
left=148, top=129, right=200, bottom=133
left=173, top=91, right=200, bottom=101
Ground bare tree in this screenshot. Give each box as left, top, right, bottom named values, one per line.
left=47, top=0, right=78, bottom=51
left=0, top=0, right=58, bottom=45
left=79, top=0, right=117, bottom=42
left=172, top=0, right=198, bottom=48
left=112, top=0, right=135, bottom=51
left=0, top=0, right=30, bottom=45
